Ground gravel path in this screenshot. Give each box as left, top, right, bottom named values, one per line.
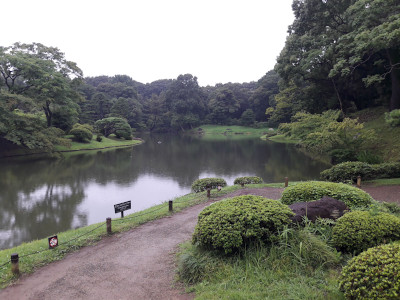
left=0, top=185, right=396, bottom=300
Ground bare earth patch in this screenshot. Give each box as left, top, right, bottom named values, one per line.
left=0, top=186, right=396, bottom=299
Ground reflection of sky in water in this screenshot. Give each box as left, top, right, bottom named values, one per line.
left=74, top=174, right=190, bottom=225
left=17, top=185, right=73, bottom=211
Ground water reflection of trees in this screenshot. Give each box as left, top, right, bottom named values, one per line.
left=0, top=158, right=87, bottom=249
left=132, top=134, right=330, bottom=187
left=0, top=135, right=329, bottom=249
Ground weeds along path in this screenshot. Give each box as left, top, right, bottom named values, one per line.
left=0, top=188, right=284, bottom=300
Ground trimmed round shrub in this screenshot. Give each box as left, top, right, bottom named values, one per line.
left=339, top=242, right=400, bottom=299
left=192, top=195, right=294, bottom=254
left=69, top=123, right=93, bottom=143
left=280, top=181, right=374, bottom=209
left=332, top=211, right=400, bottom=254
left=191, top=178, right=227, bottom=193
left=233, top=176, right=263, bottom=186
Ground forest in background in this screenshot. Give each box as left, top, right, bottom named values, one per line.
left=0, top=0, right=398, bottom=154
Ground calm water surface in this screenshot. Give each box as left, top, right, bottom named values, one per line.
left=0, top=134, right=330, bottom=249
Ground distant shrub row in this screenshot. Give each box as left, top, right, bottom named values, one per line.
left=320, top=161, right=400, bottom=182
left=191, top=176, right=263, bottom=192
left=233, top=176, right=262, bottom=186
left=191, top=178, right=227, bottom=193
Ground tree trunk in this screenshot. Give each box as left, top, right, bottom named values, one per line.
left=387, top=49, right=400, bottom=111
left=43, top=101, right=52, bottom=127
left=331, top=78, right=345, bottom=115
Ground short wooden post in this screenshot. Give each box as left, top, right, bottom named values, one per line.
left=357, top=176, right=361, bottom=188
left=11, top=253, right=19, bottom=275
left=169, top=200, right=173, bottom=212
left=106, top=218, right=112, bottom=234
left=207, top=188, right=211, bottom=198
left=284, top=177, right=289, bottom=188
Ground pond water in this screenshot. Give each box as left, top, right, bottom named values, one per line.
left=0, top=134, right=330, bottom=249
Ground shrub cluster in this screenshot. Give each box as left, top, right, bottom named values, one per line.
left=191, top=178, right=227, bottom=193
left=320, top=161, right=400, bottom=182
left=280, top=181, right=374, bottom=209
left=233, top=176, right=263, bottom=186
left=385, top=109, right=400, bottom=127
left=192, top=195, right=294, bottom=254
left=69, top=123, right=93, bottom=143
left=332, top=211, right=400, bottom=254
left=340, top=242, right=400, bottom=299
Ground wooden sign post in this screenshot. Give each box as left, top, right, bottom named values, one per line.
left=114, top=201, right=131, bottom=218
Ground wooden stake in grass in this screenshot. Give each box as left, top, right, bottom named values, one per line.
left=357, top=176, right=361, bottom=188
left=106, top=218, right=112, bottom=234
left=169, top=200, right=173, bottom=212
left=285, top=177, right=289, bottom=188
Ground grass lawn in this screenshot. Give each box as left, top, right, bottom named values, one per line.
left=351, top=107, right=400, bottom=162
left=190, top=125, right=274, bottom=140
left=262, top=134, right=300, bottom=144
left=55, top=135, right=142, bottom=152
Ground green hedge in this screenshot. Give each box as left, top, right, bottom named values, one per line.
left=192, top=195, right=294, bottom=254
left=233, top=176, right=263, bottom=186
left=280, top=181, right=374, bottom=209
left=332, top=211, right=400, bottom=254
left=320, top=161, right=400, bottom=182
left=191, top=178, right=227, bottom=193
left=340, top=242, right=400, bottom=299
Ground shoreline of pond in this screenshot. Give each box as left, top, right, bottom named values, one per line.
left=0, top=138, right=144, bottom=159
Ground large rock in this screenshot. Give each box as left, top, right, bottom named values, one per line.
left=289, top=196, right=349, bottom=223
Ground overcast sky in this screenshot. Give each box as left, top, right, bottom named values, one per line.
left=5, top=0, right=294, bottom=86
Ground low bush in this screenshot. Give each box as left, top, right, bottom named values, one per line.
left=321, top=161, right=400, bottom=182
left=233, top=176, right=263, bottom=186
left=320, top=161, right=373, bottom=182
left=69, top=123, right=93, bottom=143
left=191, top=178, right=227, bottom=193
left=280, top=181, right=374, bottom=209
left=339, top=242, right=400, bottom=299
left=192, top=195, right=294, bottom=254
left=385, top=109, right=400, bottom=127
left=332, top=211, right=400, bottom=254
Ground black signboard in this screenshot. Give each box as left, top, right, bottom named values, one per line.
left=114, top=201, right=131, bottom=217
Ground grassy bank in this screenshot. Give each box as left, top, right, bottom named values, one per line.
left=352, top=107, right=400, bottom=162
left=55, top=135, right=142, bottom=152
left=190, top=125, right=274, bottom=140
left=178, top=242, right=343, bottom=299
left=261, top=134, right=299, bottom=144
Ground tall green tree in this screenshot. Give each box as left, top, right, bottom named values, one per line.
left=0, top=42, right=83, bottom=128
left=208, top=87, right=240, bottom=124
left=165, top=74, right=206, bottom=130
left=330, top=0, right=400, bottom=110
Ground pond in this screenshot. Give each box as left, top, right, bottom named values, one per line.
left=0, top=134, right=330, bottom=249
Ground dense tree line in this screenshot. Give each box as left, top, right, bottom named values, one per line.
left=79, top=72, right=278, bottom=132
left=1, top=0, right=398, bottom=152
left=268, top=0, right=399, bottom=124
